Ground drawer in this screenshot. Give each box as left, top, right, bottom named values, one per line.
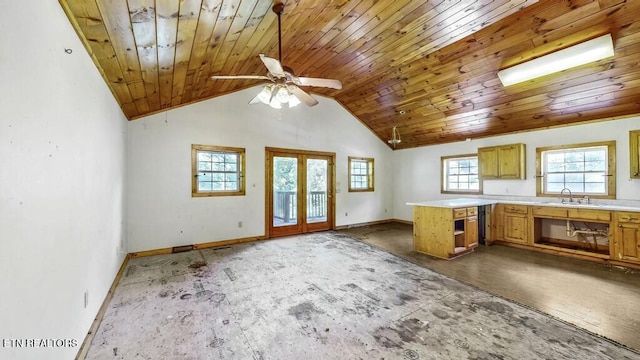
left=503, top=204, right=528, bottom=214
left=453, top=208, right=467, bottom=219
left=617, top=212, right=640, bottom=223
left=532, top=206, right=567, bottom=218
left=466, top=207, right=477, bottom=216
left=567, top=208, right=611, bottom=222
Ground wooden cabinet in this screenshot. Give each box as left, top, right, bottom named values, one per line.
left=492, top=204, right=505, bottom=241
left=413, top=206, right=478, bottom=259
left=478, top=147, right=499, bottom=178
left=630, top=130, right=640, bottom=179
left=502, top=204, right=529, bottom=244
left=478, top=143, right=526, bottom=179
left=615, top=212, right=640, bottom=262
left=485, top=201, right=639, bottom=267
left=466, top=216, right=478, bottom=248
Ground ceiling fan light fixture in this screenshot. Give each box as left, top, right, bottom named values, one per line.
left=269, top=98, right=282, bottom=109
left=257, top=84, right=274, bottom=105
left=212, top=1, right=341, bottom=109
left=497, top=33, right=614, bottom=87
left=275, top=85, right=290, bottom=103
left=288, top=93, right=301, bottom=108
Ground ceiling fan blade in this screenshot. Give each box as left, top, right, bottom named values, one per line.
left=259, top=54, right=286, bottom=78
left=211, top=75, right=269, bottom=80
left=295, top=77, right=342, bottom=90
left=289, top=85, right=319, bottom=107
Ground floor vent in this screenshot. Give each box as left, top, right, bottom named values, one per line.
left=172, top=245, right=194, bottom=253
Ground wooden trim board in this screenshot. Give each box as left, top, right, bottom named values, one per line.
left=130, top=235, right=268, bottom=258
left=334, top=218, right=411, bottom=230
left=75, top=254, right=130, bottom=360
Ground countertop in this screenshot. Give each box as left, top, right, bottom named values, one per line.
left=407, top=198, right=640, bottom=212
left=496, top=200, right=640, bottom=212
left=406, top=198, right=498, bottom=208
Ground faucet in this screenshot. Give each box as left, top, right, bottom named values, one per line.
left=560, top=188, right=573, bottom=204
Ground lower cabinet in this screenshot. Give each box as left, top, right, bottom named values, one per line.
left=615, top=212, right=640, bottom=262
left=504, top=213, right=528, bottom=244
left=466, top=216, right=479, bottom=248
left=413, top=206, right=478, bottom=259
left=492, top=204, right=640, bottom=267
left=502, top=204, right=529, bottom=244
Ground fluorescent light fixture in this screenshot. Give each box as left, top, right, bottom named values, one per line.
left=498, top=34, right=614, bottom=87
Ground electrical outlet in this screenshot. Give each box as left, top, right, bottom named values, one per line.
left=238, top=221, right=243, bottom=228
left=84, top=290, right=89, bottom=309
left=384, top=208, right=387, bottom=213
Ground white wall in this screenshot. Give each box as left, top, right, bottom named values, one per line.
left=126, top=88, right=393, bottom=252
left=393, top=117, right=640, bottom=221
left=0, top=2, right=128, bottom=360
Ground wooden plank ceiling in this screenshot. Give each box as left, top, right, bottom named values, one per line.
left=60, top=0, right=640, bottom=149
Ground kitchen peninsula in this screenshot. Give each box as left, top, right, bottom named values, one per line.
left=407, top=198, right=497, bottom=259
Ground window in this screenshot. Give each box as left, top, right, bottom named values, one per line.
left=191, top=145, right=245, bottom=197
left=536, top=141, right=616, bottom=199
left=441, top=154, right=481, bottom=194
left=348, top=157, right=374, bottom=192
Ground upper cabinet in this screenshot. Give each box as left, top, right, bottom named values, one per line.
left=478, top=143, right=526, bottom=180
left=630, top=130, right=640, bottom=179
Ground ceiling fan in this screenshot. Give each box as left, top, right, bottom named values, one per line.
left=211, top=2, right=342, bottom=108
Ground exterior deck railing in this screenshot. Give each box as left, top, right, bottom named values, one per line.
left=274, top=190, right=327, bottom=222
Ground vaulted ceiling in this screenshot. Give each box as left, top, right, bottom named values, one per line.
left=60, top=0, right=640, bottom=149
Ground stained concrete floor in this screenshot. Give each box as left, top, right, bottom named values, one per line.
left=86, top=229, right=640, bottom=359
left=339, top=222, right=640, bottom=352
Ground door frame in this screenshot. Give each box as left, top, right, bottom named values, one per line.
left=265, top=147, right=336, bottom=238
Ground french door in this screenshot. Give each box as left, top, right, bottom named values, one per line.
left=266, top=148, right=335, bottom=237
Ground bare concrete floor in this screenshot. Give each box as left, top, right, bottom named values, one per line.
left=338, top=222, right=640, bottom=351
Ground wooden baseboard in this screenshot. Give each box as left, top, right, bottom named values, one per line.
left=194, top=235, right=267, bottom=250
left=75, top=254, right=130, bottom=360
left=129, top=235, right=268, bottom=258
left=334, top=218, right=413, bottom=230
left=391, top=218, right=413, bottom=225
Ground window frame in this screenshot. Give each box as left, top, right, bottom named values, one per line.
left=191, top=144, right=246, bottom=197
left=348, top=156, right=374, bottom=192
left=441, top=154, right=482, bottom=194
left=535, top=141, right=616, bottom=199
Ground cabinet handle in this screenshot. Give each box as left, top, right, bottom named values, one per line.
left=618, top=225, right=623, bottom=228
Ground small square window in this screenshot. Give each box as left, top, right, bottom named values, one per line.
left=442, top=155, right=481, bottom=194
left=348, top=157, right=374, bottom=192
left=192, top=145, right=245, bottom=197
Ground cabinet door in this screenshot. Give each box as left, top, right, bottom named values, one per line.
left=478, top=147, right=499, bottom=179
left=630, top=130, right=640, bottom=179
left=616, top=222, right=640, bottom=262
left=466, top=216, right=478, bottom=248
left=504, top=213, right=527, bottom=244
left=498, top=145, right=523, bottom=179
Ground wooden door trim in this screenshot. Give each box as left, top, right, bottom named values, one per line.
left=265, top=147, right=336, bottom=239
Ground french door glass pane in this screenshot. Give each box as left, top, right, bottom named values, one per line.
left=273, top=157, right=298, bottom=227
left=307, top=159, right=328, bottom=224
